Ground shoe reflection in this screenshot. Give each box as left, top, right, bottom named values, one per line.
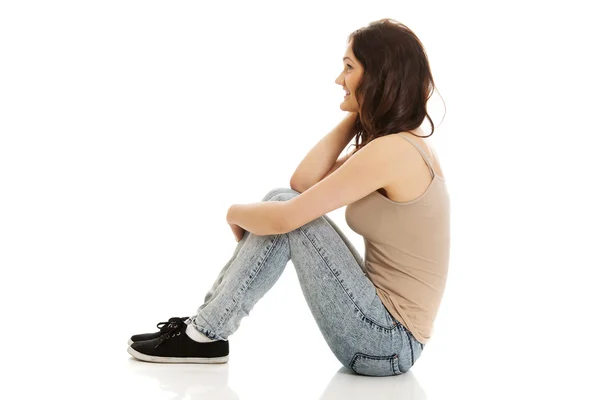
left=127, top=358, right=239, bottom=400
left=128, top=358, right=425, bottom=400
left=319, top=366, right=427, bottom=400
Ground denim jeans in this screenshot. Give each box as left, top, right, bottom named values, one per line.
left=191, top=187, right=424, bottom=376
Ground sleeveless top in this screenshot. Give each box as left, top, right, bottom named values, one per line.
left=345, top=134, right=451, bottom=344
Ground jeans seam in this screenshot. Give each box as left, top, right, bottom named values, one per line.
left=214, top=234, right=283, bottom=332
left=392, top=354, right=401, bottom=375
left=298, top=225, right=396, bottom=331
left=404, top=328, right=415, bottom=366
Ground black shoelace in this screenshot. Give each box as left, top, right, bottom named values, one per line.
left=154, top=317, right=187, bottom=348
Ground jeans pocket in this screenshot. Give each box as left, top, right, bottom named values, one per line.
left=349, top=352, right=402, bottom=377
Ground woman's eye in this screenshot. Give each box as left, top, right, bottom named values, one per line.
left=346, top=64, right=352, bottom=71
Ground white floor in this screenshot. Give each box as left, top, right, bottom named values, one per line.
left=3, top=179, right=598, bottom=399
left=4, top=200, right=600, bottom=399
left=6, top=328, right=598, bottom=400
left=2, top=2, right=600, bottom=398
left=5, top=258, right=597, bottom=400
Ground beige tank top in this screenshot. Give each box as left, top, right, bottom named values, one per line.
left=345, top=134, right=451, bottom=344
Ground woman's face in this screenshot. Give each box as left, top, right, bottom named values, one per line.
left=335, top=41, right=364, bottom=113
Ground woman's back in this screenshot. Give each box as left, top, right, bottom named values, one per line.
left=376, top=127, right=445, bottom=204
left=345, top=131, right=451, bottom=345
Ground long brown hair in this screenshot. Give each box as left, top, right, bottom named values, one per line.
left=346, top=18, right=445, bottom=153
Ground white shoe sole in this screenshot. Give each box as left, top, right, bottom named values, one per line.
left=127, top=346, right=229, bottom=364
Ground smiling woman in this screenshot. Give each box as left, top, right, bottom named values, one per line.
left=128, top=18, right=449, bottom=378
left=338, top=19, right=443, bottom=151
left=335, top=45, right=364, bottom=114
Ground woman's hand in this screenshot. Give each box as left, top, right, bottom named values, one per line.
left=227, top=204, right=246, bottom=242
left=229, top=223, right=246, bottom=242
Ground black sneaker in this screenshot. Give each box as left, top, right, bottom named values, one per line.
left=127, top=317, right=229, bottom=364
left=128, top=316, right=190, bottom=346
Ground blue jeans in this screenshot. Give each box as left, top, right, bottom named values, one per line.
left=191, top=187, right=424, bottom=376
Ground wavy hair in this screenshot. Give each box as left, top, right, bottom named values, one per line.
left=346, top=18, right=445, bottom=153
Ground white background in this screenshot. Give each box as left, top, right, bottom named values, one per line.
left=1, top=1, right=599, bottom=399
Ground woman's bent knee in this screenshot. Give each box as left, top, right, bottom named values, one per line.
left=261, top=187, right=300, bottom=202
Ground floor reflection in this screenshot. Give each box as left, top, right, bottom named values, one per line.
left=128, top=358, right=239, bottom=400
left=320, top=366, right=427, bottom=400
left=127, top=358, right=425, bottom=400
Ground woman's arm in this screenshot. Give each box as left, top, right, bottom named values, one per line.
left=289, top=112, right=357, bottom=192
left=227, top=201, right=287, bottom=236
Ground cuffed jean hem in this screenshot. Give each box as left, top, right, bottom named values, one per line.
left=190, top=315, right=228, bottom=342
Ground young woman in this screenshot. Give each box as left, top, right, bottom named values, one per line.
left=127, top=18, right=450, bottom=377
